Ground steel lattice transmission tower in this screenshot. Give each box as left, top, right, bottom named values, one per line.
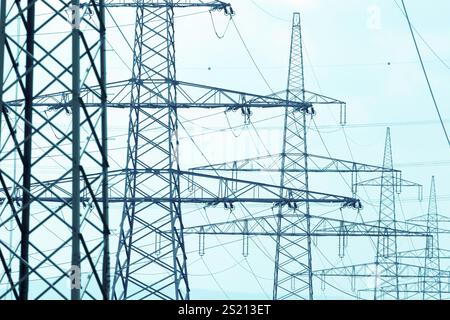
left=0, top=3, right=439, bottom=301
left=312, top=128, right=431, bottom=300
left=0, top=0, right=109, bottom=300
left=373, top=176, right=450, bottom=299
left=373, top=128, right=400, bottom=299
left=111, top=0, right=235, bottom=301
left=422, top=176, right=442, bottom=299
left=274, top=12, right=314, bottom=300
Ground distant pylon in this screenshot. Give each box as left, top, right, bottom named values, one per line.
left=373, top=128, right=400, bottom=300
left=422, top=176, right=442, bottom=299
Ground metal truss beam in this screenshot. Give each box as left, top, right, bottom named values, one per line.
left=316, top=262, right=450, bottom=299
left=397, top=248, right=450, bottom=259
left=357, top=282, right=450, bottom=300
left=6, top=79, right=316, bottom=111
left=0, top=169, right=362, bottom=207
left=181, top=214, right=428, bottom=238
left=108, top=0, right=236, bottom=301
left=355, top=176, right=423, bottom=199
left=102, top=0, right=231, bottom=9
left=189, top=153, right=400, bottom=178
left=314, top=262, right=450, bottom=279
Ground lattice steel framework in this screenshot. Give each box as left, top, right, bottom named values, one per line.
left=372, top=128, right=399, bottom=299
left=110, top=7, right=362, bottom=301
left=422, top=176, right=442, bottom=299
left=368, top=177, right=447, bottom=299
left=272, top=12, right=313, bottom=300
left=312, top=128, right=425, bottom=300
left=0, top=0, right=108, bottom=300
left=111, top=0, right=235, bottom=301
left=1, top=2, right=357, bottom=300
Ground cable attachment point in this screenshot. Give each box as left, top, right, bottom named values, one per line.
left=307, top=106, right=316, bottom=117
left=287, top=201, right=298, bottom=211
left=241, top=106, right=252, bottom=124
left=294, top=102, right=314, bottom=115
left=224, top=202, right=235, bottom=212
left=223, top=5, right=235, bottom=17
left=342, top=200, right=362, bottom=210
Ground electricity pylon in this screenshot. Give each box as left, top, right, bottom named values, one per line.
left=373, top=127, right=400, bottom=299
left=418, top=176, right=442, bottom=299
left=311, top=128, right=433, bottom=300
left=361, top=176, right=450, bottom=299
left=0, top=0, right=109, bottom=299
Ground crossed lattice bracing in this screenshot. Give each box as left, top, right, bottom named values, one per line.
left=0, top=0, right=108, bottom=300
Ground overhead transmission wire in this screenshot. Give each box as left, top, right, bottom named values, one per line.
left=178, top=119, right=272, bottom=298
left=393, top=0, right=450, bottom=71
left=209, top=11, right=232, bottom=39
left=0, top=234, right=261, bottom=292
left=304, top=32, right=420, bottom=297
left=303, top=6, right=449, bottom=268
left=212, top=15, right=278, bottom=185
left=230, top=17, right=275, bottom=93
left=226, top=17, right=327, bottom=284
left=313, top=244, right=368, bottom=300
left=0, top=5, right=401, bottom=299
left=397, top=194, right=420, bottom=261
left=200, top=256, right=231, bottom=299
left=303, top=41, right=379, bottom=258
left=249, top=0, right=290, bottom=23
left=398, top=0, right=450, bottom=148
left=184, top=14, right=292, bottom=282
left=304, top=40, right=381, bottom=224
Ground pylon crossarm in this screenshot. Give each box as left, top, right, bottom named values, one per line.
left=358, top=280, right=449, bottom=300
left=6, top=79, right=309, bottom=111
left=268, top=88, right=347, bottom=123
left=397, top=248, right=450, bottom=259
left=395, top=221, right=450, bottom=234
left=408, top=213, right=450, bottom=224
left=313, top=262, right=450, bottom=278
left=358, top=282, right=450, bottom=295
left=268, top=89, right=345, bottom=105
left=190, top=153, right=399, bottom=173
left=180, top=214, right=428, bottom=237
left=356, top=176, right=421, bottom=187
left=0, top=169, right=361, bottom=207
left=355, top=176, right=423, bottom=200
left=102, top=0, right=231, bottom=9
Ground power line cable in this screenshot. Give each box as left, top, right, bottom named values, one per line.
left=393, top=0, right=450, bottom=71
left=249, top=0, right=290, bottom=23
left=209, top=11, right=232, bottom=39
left=230, top=17, right=275, bottom=93
left=399, top=0, right=450, bottom=148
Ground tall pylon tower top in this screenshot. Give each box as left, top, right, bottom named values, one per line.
left=287, top=13, right=305, bottom=101
left=382, top=128, right=393, bottom=170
